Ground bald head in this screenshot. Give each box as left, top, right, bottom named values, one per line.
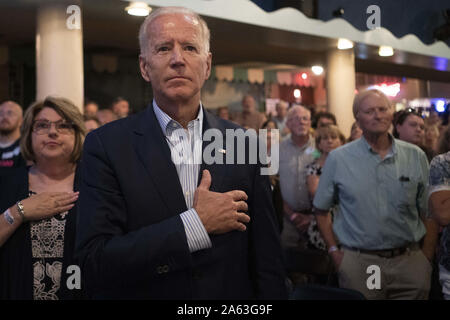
left=0, top=101, right=23, bottom=137
left=0, top=101, right=22, bottom=115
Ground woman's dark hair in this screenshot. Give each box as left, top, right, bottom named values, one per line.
left=392, top=108, right=423, bottom=138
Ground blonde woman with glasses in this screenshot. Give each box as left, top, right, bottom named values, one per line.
left=0, top=96, right=86, bottom=300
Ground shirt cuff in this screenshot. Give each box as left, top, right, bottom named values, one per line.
left=180, top=208, right=212, bottom=253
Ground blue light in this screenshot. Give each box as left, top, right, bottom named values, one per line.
left=436, top=100, right=446, bottom=113
left=434, top=57, right=448, bottom=72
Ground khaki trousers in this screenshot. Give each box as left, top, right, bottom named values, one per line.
left=338, top=247, right=432, bottom=300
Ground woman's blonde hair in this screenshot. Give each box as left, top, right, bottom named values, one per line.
left=315, top=125, right=345, bottom=152
left=20, top=96, right=86, bottom=163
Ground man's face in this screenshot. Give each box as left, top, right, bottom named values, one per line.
left=112, top=100, right=129, bottom=118
left=218, top=108, right=229, bottom=120
left=97, top=110, right=117, bottom=125
left=317, top=117, right=335, bottom=128
left=276, top=103, right=287, bottom=119
left=139, top=13, right=211, bottom=104
left=396, top=114, right=425, bottom=146
left=356, top=94, right=393, bottom=136
left=242, top=96, right=255, bottom=113
left=84, top=103, right=98, bottom=117
left=0, top=102, right=22, bottom=135
left=286, top=107, right=311, bottom=137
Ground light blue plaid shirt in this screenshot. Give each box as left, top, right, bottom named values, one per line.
left=153, top=100, right=212, bottom=252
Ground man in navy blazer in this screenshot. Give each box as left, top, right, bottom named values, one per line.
left=76, top=6, right=287, bottom=299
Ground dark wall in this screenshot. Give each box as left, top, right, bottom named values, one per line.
left=317, top=0, right=449, bottom=46
left=250, top=0, right=450, bottom=46
left=84, top=54, right=152, bottom=114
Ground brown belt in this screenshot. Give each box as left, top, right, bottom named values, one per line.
left=342, top=243, right=420, bottom=258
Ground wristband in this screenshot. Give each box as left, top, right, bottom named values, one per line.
left=3, top=209, right=14, bottom=225
left=328, top=245, right=339, bottom=254
left=16, top=201, right=26, bottom=221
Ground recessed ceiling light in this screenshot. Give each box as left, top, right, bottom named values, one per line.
left=125, top=2, right=152, bottom=17
left=378, top=46, right=394, bottom=57
left=337, top=38, right=354, bottom=50
left=311, top=66, right=324, bottom=75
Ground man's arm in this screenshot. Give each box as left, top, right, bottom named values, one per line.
left=421, top=217, right=439, bottom=261
left=312, top=151, right=342, bottom=268
left=249, top=166, right=287, bottom=299
left=76, top=132, right=199, bottom=292
left=283, top=201, right=312, bottom=233
left=315, top=208, right=343, bottom=269
left=76, top=131, right=252, bottom=294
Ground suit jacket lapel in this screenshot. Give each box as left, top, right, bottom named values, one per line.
left=131, top=105, right=187, bottom=216
left=200, top=108, right=228, bottom=192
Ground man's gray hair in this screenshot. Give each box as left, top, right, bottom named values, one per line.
left=138, top=6, right=211, bottom=57
left=276, top=100, right=288, bottom=109
left=352, top=89, right=391, bottom=118
left=287, top=104, right=310, bottom=121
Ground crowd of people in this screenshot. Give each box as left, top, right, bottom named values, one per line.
left=0, top=6, right=449, bottom=300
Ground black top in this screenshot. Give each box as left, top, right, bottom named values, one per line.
left=0, top=139, right=26, bottom=177
left=0, top=165, right=84, bottom=300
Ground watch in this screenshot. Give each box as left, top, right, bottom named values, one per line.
left=328, top=245, right=339, bottom=254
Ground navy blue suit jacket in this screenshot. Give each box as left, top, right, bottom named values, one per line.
left=76, top=105, right=287, bottom=299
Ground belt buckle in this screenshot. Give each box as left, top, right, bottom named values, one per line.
left=377, top=250, right=394, bottom=258
left=379, top=247, right=405, bottom=258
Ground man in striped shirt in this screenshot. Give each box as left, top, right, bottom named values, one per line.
left=76, top=6, right=286, bottom=299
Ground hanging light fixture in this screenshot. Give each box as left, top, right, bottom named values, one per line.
left=378, top=45, right=394, bottom=57
left=337, top=38, right=354, bottom=50
left=311, top=66, right=324, bottom=75
left=125, top=2, right=152, bottom=17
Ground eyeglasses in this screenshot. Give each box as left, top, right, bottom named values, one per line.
left=288, top=116, right=311, bottom=122
left=32, top=120, right=75, bottom=135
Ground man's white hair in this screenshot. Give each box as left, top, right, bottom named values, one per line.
left=138, top=6, right=211, bottom=57
left=352, top=89, right=391, bottom=119
left=287, top=104, right=310, bottom=121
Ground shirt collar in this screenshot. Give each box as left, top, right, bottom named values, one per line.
left=152, top=100, right=204, bottom=136
left=359, top=133, right=396, bottom=157
left=289, top=134, right=314, bottom=149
